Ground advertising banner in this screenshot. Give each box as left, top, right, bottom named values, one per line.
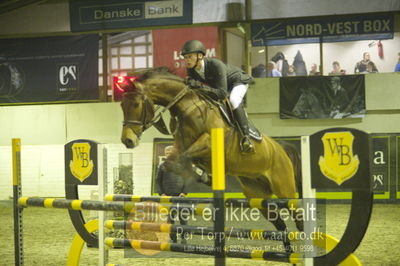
left=371, top=135, right=390, bottom=194
left=70, top=0, right=192, bottom=32
left=0, top=35, right=99, bottom=104
left=280, top=75, right=365, bottom=119
left=251, top=14, right=394, bottom=46
left=152, top=26, right=219, bottom=77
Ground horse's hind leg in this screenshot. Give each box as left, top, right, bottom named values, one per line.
left=236, top=176, right=293, bottom=253
left=258, top=209, right=293, bottom=253
left=265, top=141, right=305, bottom=232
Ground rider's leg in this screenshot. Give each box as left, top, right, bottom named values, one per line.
left=230, top=84, right=255, bottom=153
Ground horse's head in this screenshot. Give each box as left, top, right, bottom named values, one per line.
left=292, top=88, right=327, bottom=119
left=120, top=67, right=190, bottom=148
left=120, top=80, right=155, bottom=148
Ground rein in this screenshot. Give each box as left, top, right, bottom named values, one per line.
left=123, top=85, right=190, bottom=136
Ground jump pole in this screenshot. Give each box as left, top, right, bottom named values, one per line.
left=301, top=136, right=317, bottom=266
left=211, top=128, right=226, bottom=266
left=12, top=138, right=24, bottom=266
left=105, top=194, right=299, bottom=209
left=98, top=144, right=107, bottom=266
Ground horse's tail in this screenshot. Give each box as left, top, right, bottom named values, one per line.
left=281, top=141, right=305, bottom=232
left=281, top=142, right=303, bottom=198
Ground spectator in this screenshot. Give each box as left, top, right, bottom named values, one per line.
left=329, top=61, right=346, bottom=75
left=394, top=52, right=400, bottom=72
left=251, top=64, right=267, bottom=78
left=292, top=50, right=308, bottom=76
left=366, top=61, right=378, bottom=73
left=267, top=61, right=282, bottom=77
left=286, top=65, right=296, bottom=76
left=309, top=63, right=321, bottom=76
left=354, top=52, right=378, bottom=73
left=156, top=145, right=188, bottom=244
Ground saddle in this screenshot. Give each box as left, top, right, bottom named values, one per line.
left=198, top=92, right=263, bottom=142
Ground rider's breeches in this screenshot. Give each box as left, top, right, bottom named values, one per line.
left=229, top=84, right=248, bottom=109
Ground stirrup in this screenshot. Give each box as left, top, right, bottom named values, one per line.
left=240, top=136, right=255, bottom=154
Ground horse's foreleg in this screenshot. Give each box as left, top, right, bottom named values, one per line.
left=179, top=133, right=212, bottom=185
left=182, top=133, right=211, bottom=160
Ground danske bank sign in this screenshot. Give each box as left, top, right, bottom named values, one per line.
left=70, top=0, right=192, bottom=32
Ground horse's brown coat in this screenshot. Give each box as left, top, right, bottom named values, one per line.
left=120, top=69, right=298, bottom=200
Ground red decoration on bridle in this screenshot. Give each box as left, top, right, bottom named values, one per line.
left=115, top=76, right=137, bottom=92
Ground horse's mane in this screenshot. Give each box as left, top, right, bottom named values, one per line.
left=136, top=67, right=184, bottom=83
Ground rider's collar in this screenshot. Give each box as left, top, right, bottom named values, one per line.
left=195, top=59, right=205, bottom=76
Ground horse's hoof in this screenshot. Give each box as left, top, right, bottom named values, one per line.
left=193, top=166, right=211, bottom=186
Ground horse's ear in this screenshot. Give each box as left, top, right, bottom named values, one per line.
left=133, top=81, right=144, bottom=94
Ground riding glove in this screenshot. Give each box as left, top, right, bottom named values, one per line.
left=185, top=78, right=227, bottom=100
left=185, top=77, right=203, bottom=88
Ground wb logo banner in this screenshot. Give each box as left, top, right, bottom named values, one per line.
left=69, top=142, right=94, bottom=182
left=57, top=64, right=78, bottom=93
left=318, top=132, right=360, bottom=185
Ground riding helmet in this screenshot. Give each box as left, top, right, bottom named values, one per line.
left=181, top=40, right=206, bottom=56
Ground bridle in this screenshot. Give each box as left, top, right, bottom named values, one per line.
left=122, top=85, right=189, bottom=138
left=122, top=95, right=154, bottom=138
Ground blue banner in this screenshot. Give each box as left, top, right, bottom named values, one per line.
left=0, top=35, right=98, bottom=104
left=70, top=0, right=193, bottom=32
left=252, top=14, right=394, bottom=46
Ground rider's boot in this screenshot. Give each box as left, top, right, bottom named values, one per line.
left=233, top=105, right=255, bottom=154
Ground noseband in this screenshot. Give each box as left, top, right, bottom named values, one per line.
left=123, top=86, right=189, bottom=138
left=122, top=96, right=154, bottom=137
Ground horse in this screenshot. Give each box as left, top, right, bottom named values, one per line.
left=120, top=67, right=303, bottom=250
left=291, top=88, right=329, bottom=119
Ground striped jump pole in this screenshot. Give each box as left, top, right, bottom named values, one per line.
left=18, top=197, right=221, bottom=218
left=105, top=194, right=215, bottom=204
left=18, top=197, right=136, bottom=212
left=12, top=138, right=24, bottom=266
left=105, top=194, right=300, bottom=210
left=104, top=238, right=301, bottom=264
left=105, top=220, right=301, bottom=241
left=18, top=197, right=231, bottom=217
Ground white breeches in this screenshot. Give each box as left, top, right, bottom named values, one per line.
left=229, top=84, right=248, bottom=109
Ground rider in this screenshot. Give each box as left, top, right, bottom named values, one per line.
left=181, top=40, right=255, bottom=153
